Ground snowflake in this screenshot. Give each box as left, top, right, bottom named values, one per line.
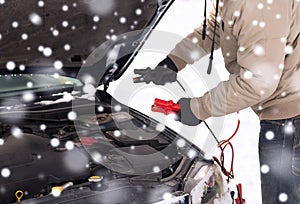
left=176, top=139, right=186, bottom=148
left=50, top=138, right=60, bottom=147
left=119, top=17, right=126, bottom=24
left=261, top=164, right=270, bottom=174
left=93, top=16, right=100, bottom=22
left=40, top=124, right=47, bottom=131
left=38, top=1, right=44, bottom=7
left=163, top=193, right=172, bottom=201
left=265, top=131, right=275, bottom=140
left=0, top=139, right=4, bottom=145
left=0, top=0, right=5, bottom=5
left=65, top=141, right=74, bottom=150
left=259, top=21, right=266, bottom=28
left=62, top=21, right=69, bottom=27
left=54, top=60, right=63, bottom=70
left=283, top=122, right=295, bottom=134
left=252, top=20, right=258, bottom=26
left=243, top=70, right=253, bottom=79
left=156, top=123, right=165, bottom=132
left=233, top=10, right=240, bottom=17
left=113, top=130, right=121, bottom=137
left=97, top=106, right=104, bottom=112
left=257, top=3, right=264, bottom=10
left=43, top=47, right=53, bottom=57
left=29, top=13, right=42, bottom=26
left=12, top=21, right=19, bottom=28
left=114, top=105, right=122, bottom=112
left=11, top=126, right=23, bottom=139
left=135, top=8, right=142, bottom=15
left=278, top=64, right=284, bottom=70
left=6, top=61, right=16, bottom=71
left=192, top=37, right=198, bottom=44
left=285, top=45, right=294, bottom=54
left=21, top=33, right=28, bottom=40
left=278, top=193, right=288, bottom=202
left=276, top=14, right=281, bottom=19
left=64, top=44, right=71, bottom=51
left=27, top=81, right=33, bottom=88
left=239, top=46, right=246, bottom=52
left=68, top=111, right=77, bottom=121
left=52, top=29, right=59, bottom=37
left=1, top=168, right=11, bottom=178
left=253, top=44, right=265, bottom=56
left=62, top=5, right=69, bottom=12
left=153, top=166, right=160, bottom=173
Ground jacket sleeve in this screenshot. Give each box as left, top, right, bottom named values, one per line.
left=190, top=1, right=289, bottom=120
left=167, top=0, right=221, bottom=71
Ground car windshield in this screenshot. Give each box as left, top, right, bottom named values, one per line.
left=0, top=74, right=82, bottom=97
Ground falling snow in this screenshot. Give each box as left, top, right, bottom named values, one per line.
left=40, top=124, right=47, bottom=131
left=64, top=44, right=71, bottom=51
left=153, top=166, right=160, bottom=173
left=43, top=47, right=53, bottom=57
left=260, top=164, right=270, bottom=174
left=284, top=122, right=295, bottom=134
left=93, top=16, right=100, bottom=22
left=265, top=131, right=275, bottom=140
left=12, top=21, right=19, bottom=28
left=114, top=105, right=122, bottom=112
left=243, top=70, right=253, bottom=79
left=135, top=8, right=142, bottom=15
left=29, top=13, right=43, bottom=26
left=62, top=5, right=69, bottom=12
left=11, top=126, right=23, bottom=139
left=62, top=21, right=69, bottom=27
left=253, top=44, right=265, bottom=56
left=278, top=193, right=288, bottom=202
left=285, top=45, right=294, bottom=54
left=6, top=61, right=16, bottom=71
left=54, top=60, right=63, bottom=70
left=113, top=130, right=121, bottom=137
left=21, top=33, right=29, bottom=40
left=22, top=91, right=35, bottom=102
left=97, top=106, right=104, bottom=112
left=176, top=139, right=186, bottom=148
left=120, top=17, right=127, bottom=24
left=68, top=111, right=77, bottom=121
left=65, top=141, right=74, bottom=150
left=1, top=168, right=11, bottom=178
left=50, top=138, right=60, bottom=147
left=156, top=123, right=165, bottom=132
left=38, top=1, right=44, bottom=7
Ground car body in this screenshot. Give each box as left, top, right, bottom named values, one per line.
left=0, top=0, right=232, bottom=203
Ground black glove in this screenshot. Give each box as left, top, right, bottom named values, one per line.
left=133, top=57, right=178, bottom=85
left=177, top=98, right=202, bottom=126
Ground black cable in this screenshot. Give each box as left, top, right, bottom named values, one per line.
left=207, top=0, right=220, bottom=74
left=202, top=0, right=207, bottom=40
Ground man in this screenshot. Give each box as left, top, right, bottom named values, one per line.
left=135, top=0, right=300, bottom=203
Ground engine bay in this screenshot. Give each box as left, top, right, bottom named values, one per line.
left=0, top=93, right=202, bottom=203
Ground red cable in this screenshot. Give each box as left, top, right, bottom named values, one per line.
left=215, top=112, right=240, bottom=183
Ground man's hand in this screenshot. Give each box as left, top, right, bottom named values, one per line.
left=133, top=57, right=178, bottom=85
left=177, top=98, right=202, bottom=126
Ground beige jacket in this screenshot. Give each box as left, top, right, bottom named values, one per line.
left=168, top=0, right=300, bottom=120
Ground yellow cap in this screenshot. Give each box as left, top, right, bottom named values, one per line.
left=88, top=175, right=103, bottom=182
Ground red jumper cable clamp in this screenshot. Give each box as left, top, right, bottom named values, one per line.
left=235, top=183, right=246, bottom=204
left=151, top=98, right=180, bottom=115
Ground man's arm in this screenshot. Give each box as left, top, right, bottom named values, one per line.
left=168, top=0, right=221, bottom=71
left=189, top=1, right=289, bottom=120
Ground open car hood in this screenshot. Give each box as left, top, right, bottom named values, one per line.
left=0, top=0, right=174, bottom=83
